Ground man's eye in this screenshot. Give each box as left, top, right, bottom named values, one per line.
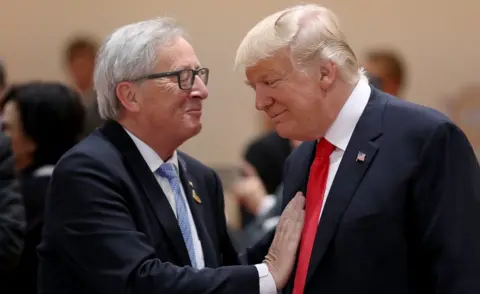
left=264, top=80, right=278, bottom=86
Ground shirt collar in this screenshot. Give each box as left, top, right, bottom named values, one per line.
left=123, top=128, right=179, bottom=174
left=324, top=76, right=371, bottom=151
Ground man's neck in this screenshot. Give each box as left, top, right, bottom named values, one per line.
left=118, top=117, right=179, bottom=161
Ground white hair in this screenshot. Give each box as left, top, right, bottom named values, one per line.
left=234, top=4, right=364, bottom=84
left=94, top=17, right=188, bottom=120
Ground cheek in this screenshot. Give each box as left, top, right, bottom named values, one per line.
left=289, top=85, right=318, bottom=111
left=147, top=89, right=189, bottom=123
left=10, top=131, right=32, bottom=156
left=272, top=87, right=306, bottom=114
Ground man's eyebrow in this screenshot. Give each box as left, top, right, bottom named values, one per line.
left=171, top=64, right=201, bottom=71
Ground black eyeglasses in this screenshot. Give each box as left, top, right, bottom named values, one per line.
left=133, top=68, right=209, bottom=90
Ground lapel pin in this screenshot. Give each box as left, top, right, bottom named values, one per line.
left=188, top=181, right=194, bottom=187
left=356, top=151, right=366, bottom=162
left=192, top=190, right=202, bottom=204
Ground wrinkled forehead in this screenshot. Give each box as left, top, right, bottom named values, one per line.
left=155, top=37, right=201, bottom=72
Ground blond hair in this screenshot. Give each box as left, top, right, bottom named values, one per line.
left=235, top=4, right=364, bottom=84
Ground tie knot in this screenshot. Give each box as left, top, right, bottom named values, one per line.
left=315, top=138, right=335, bottom=159
left=156, top=163, right=177, bottom=180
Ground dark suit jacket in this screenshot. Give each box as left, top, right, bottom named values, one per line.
left=3, top=166, right=52, bottom=294
left=82, top=92, right=104, bottom=137
left=242, top=131, right=292, bottom=227
left=244, top=131, right=292, bottom=195
left=249, top=87, right=480, bottom=294
left=0, top=133, right=24, bottom=271
left=233, top=185, right=284, bottom=251
left=37, top=120, right=259, bottom=294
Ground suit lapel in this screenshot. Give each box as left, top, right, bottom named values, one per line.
left=305, top=88, right=386, bottom=285
left=282, top=142, right=317, bottom=294
left=289, top=142, right=317, bottom=196
left=100, top=120, right=191, bottom=266
left=177, top=155, right=217, bottom=267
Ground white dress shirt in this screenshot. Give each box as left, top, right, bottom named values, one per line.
left=125, top=129, right=277, bottom=294
left=126, top=130, right=205, bottom=269
left=320, top=76, right=371, bottom=219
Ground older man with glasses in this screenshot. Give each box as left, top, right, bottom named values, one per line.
left=37, top=17, right=305, bottom=294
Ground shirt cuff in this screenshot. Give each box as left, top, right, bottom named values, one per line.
left=255, top=263, right=277, bottom=294
left=257, top=195, right=277, bottom=217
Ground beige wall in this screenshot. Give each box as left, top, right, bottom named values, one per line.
left=1, top=0, right=479, bottom=166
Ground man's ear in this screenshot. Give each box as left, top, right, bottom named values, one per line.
left=116, top=81, right=140, bottom=113
left=317, top=60, right=337, bottom=91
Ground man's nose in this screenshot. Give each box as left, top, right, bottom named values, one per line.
left=190, top=76, right=208, bottom=100
left=255, top=86, right=273, bottom=111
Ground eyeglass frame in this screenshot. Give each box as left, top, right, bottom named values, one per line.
left=130, top=68, right=209, bottom=90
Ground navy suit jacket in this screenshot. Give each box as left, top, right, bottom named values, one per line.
left=250, top=87, right=480, bottom=294
left=37, top=120, right=259, bottom=294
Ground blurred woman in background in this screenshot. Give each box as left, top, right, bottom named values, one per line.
left=0, top=82, right=85, bottom=293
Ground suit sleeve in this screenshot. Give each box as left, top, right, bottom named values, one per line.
left=411, top=122, right=480, bottom=293
left=0, top=136, right=25, bottom=270
left=41, top=153, right=259, bottom=294
left=210, top=170, right=277, bottom=294
left=210, top=170, right=243, bottom=266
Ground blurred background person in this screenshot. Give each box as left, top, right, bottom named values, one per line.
left=63, top=36, right=104, bottom=136
left=238, top=133, right=300, bottom=229
left=0, top=59, right=24, bottom=275
left=0, top=132, right=24, bottom=273
left=0, top=82, right=85, bottom=294
left=0, top=60, right=6, bottom=96
left=229, top=162, right=285, bottom=250
left=362, top=48, right=407, bottom=97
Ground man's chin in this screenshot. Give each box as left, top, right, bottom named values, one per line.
left=275, top=123, right=313, bottom=141
left=186, top=123, right=202, bottom=138
left=275, top=123, right=296, bottom=139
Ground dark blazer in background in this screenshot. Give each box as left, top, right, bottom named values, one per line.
left=0, top=133, right=24, bottom=271
left=3, top=165, right=52, bottom=294
left=244, top=131, right=292, bottom=195
left=38, top=120, right=259, bottom=294
left=242, top=131, right=292, bottom=227
left=81, top=90, right=104, bottom=137
left=249, top=88, right=480, bottom=294
left=235, top=184, right=284, bottom=251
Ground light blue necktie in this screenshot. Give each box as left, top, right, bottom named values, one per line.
left=156, top=163, right=197, bottom=268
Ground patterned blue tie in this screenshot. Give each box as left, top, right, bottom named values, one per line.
left=156, top=163, right=197, bottom=268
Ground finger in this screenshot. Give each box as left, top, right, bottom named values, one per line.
left=294, top=191, right=305, bottom=203
left=290, top=209, right=305, bottom=242
left=279, top=194, right=303, bottom=229
left=296, top=209, right=305, bottom=232
left=285, top=191, right=303, bottom=211
left=241, top=161, right=258, bottom=177
left=289, top=192, right=306, bottom=212
left=292, top=211, right=305, bottom=250
left=279, top=192, right=305, bottom=231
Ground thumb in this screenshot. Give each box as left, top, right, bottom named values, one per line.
left=241, top=161, right=258, bottom=177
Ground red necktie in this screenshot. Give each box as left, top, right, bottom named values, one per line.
left=293, top=138, right=335, bottom=294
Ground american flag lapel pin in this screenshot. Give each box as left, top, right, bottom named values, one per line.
left=356, top=151, right=366, bottom=162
